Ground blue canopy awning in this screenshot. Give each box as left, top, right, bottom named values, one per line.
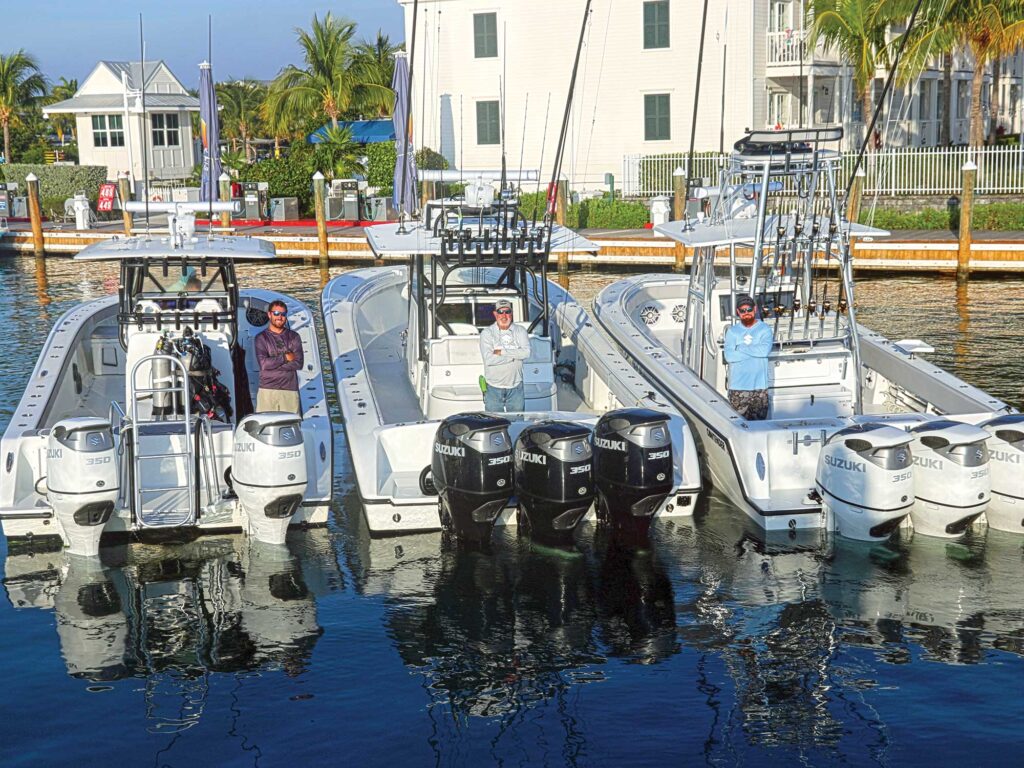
left=307, top=119, right=395, bottom=145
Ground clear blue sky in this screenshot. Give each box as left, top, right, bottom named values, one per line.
left=3, top=0, right=405, bottom=88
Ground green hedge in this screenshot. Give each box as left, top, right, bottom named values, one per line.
left=860, top=201, right=1024, bottom=230
left=517, top=190, right=650, bottom=229
left=366, top=141, right=397, bottom=189
left=240, top=147, right=317, bottom=215
left=0, top=164, right=109, bottom=206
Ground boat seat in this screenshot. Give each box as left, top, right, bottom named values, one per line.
left=437, top=323, right=479, bottom=336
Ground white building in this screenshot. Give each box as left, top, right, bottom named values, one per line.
left=43, top=60, right=200, bottom=187
left=398, top=0, right=1024, bottom=192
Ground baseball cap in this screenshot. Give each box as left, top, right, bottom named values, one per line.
left=494, top=299, right=513, bottom=310
left=735, top=294, right=755, bottom=311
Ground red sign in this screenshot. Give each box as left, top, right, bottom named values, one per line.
left=97, top=182, right=117, bottom=212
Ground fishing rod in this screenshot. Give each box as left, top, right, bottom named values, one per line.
left=139, top=14, right=150, bottom=232
left=682, top=0, right=711, bottom=219
left=531, top=93, right=551, bottom=223
left=499, top=23, right=508, bottom=195
left=397, top=0, right=420, bottom=232
left=517, top=93, right=529, bottom=201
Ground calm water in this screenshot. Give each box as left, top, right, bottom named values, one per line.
left=1, top=255, right=1022, bottom=766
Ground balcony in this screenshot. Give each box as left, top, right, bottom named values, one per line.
left=767, top=30, right=807, bottom=66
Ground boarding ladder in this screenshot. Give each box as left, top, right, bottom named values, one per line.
left=127, top=355, right=221, bottom=528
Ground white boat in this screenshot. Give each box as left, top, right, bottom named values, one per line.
left=322, top=195, right=701, bottom=545
left=594, top=128, right=1022, bottom=541
left=0, top=202, right=333, bottom=555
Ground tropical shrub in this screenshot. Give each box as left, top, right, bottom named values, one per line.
left=0, top=163, right=108, bottom=203
left=240, top=147, right=317, bottom=214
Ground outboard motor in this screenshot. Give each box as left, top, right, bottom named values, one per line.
left=592, top=408, right=673, bottom=541
left=980, top=414, right=1024, bottom=533
left=514, top=421, right=594, bottom=545
left=908, top=420, right=991, bottom=538
left=46, top=417, right=120, bottom=557
left=815, top=423, right=914, bottom=542
left=431, top=413, right=514, bottom=546
left=232, top=413, right=307, bottom=546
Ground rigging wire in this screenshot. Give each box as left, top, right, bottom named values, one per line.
left=531, top=93, right=552, bottom=222
left=568, top=4, right=595, bottom=194
left=581, top=0, right=614, bottom=196
left=398, top=0, right=420, bottom=223
left=517, top=93, right=530, bottom=196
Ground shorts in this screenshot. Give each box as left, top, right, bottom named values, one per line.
left=256, top=388, right=301, bottom=415
left=729, top=389, right=769, bottom=421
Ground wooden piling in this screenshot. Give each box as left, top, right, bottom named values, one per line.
left=558, top=251, right=570, bottom=290
left=117, top=173, right=133, bottom=236
left=313, top=171, right=329, bottom=268
left=846, top=166, right=865, bottom=225
left=219, top=173, right=232, bottom=228
left=674, top=241, right=687, bottom=273
left=26, top=173, right=44, bottom=257
left=673, top=167, right=686, bottom=221
left=555, top=180, right=568, bottom=227
left=956, top=160, right=977, bottom=284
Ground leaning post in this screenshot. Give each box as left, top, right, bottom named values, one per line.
left=313, top=171, right=329, bottom=269
left=117, top=172, right=133, bottom=236
left=26, top=173, right=44, bottom=257
left=956, top=160, right=977, bottom=284
left=218, top=173, right=232, bottom=228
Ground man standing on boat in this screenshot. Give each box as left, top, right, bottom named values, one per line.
left=480, top=298, right=530, bottom=412
left=724, top=294, right=773, bottom=421
left=255, top=300, right=303, bottom=415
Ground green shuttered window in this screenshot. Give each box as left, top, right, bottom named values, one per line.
left=644, top=94, right=671, bottom=141
left=643, top=1, right=670, bottom=49
left=474, top=13, right=498, bottom=58
left=476, top=101, right=500, bottom=145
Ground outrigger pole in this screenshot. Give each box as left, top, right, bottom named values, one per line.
left=397, top=0, right=420, bottom=233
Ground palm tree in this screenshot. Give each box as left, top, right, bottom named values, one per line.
left=45, top=76, right=78, bottom=144
left=311, top=124, right=366, bottom=180
left=807, top=0, right=905, bottom=147
left=0, top=50, right=47, bottom=163
left=217, top=79, right=266, bottom=162
left=903, top=0, right=1024, bottom=147
left=265, top=12, right=359, bottom=132
left=350, top=32, right=402, bottom=118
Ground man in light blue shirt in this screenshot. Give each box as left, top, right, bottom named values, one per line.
left=479, top=298, right=530, bottom=412
left=724, top=294, right=774, bottom=420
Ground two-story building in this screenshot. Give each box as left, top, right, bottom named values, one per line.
left=43, top=60, right=199, bottom=189
left=398, top=0, right=1023, bottom=191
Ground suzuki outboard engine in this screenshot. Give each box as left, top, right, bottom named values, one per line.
left=232, top=413, right=307, bottom=545
left=46, top=417, right=120, bottom=557
left=980, top=414, right=1024, bottom=533
left=592, top=408, right=674, bottom=541
left=514, top=421, right=594, bottom=545
left=431, top=413, right=514, bottom=546
left=908, top=420, right=991, bottom=538
left=815, top=423, right=914, bottom=542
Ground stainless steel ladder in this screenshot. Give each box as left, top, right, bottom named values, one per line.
left=129, top=354, right=197, bottom=528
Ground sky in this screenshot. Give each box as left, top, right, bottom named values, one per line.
left=1, top=0, right=405, bottom=89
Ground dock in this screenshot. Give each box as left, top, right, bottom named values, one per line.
left=3, top=220, right=1024, bottom=273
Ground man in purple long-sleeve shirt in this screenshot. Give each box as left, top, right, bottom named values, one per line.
left=254, top=299, right=303, bottom=414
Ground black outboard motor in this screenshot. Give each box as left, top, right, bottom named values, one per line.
left=592, top=408, right=674, bottom=542
left=515, top=421, right=594, bottom=546
left=431, top=413, right=514, bottom=546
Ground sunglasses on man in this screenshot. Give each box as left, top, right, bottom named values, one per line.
left=737, top=305, right=755, bottom=315
left=270, top=310, right=288, bottom=317
left=495, top=308, right=512, bottom=315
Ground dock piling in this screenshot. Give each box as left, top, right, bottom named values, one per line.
left=846, top=166, right=865, bottom=225
left=26, top=173, right=43, bottom=257
left=957, top=160, right=977, bottom=284
left=555, top=180, right=568, bottom=227
left=313, top=171, right=329, bottom=268
left=117, top=172, right=133, bottom=236
left=218, top=173, right=231, bottom=228
left=673, top=167, right=685, bottom=221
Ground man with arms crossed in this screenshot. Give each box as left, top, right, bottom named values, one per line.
left=479, top=298, right=530, bottom=412
left=254, top=299, right=303, bottom=414
left=724, top=294, right=774, bottom=421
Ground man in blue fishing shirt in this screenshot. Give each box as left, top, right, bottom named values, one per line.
left=724, top=294, right=774, bottom=420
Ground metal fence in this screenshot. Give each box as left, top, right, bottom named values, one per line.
left=623, top=145, right=1024, bottom=198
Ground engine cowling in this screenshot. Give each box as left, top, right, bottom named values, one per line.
left=908, top=420, right=990, bottom=538
left=592, top=408, right=673, bottom=542
left=232, top=413, right=307, bottom=545
left=815, top=423, right=914, bottom=541
left=431, top=413, right=514, bottom=546
left=979, top=414, right=1024, bottom=533
left=47, top=417, right=120, bottom=557
left=514, top=421, right=594, bottom=546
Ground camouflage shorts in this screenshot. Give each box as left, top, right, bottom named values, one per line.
left=728, top=389, right=769, bottom=421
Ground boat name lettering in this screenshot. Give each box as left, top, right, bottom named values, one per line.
left=488, top=455, right=511, bottom=466
left=648, top=450, right=670, bottom=460
left=517, top=450, right=547, bottom=466
left=824, top=455, right=866, bottom=473
left=990, top=449, right=1021, bottom=464
left=912, top=456, right=942, bottom=470
left=594, top=437, right=626, bottom=452
left=434, top=442, right=465, bottom=458
left=569, top=464, right=591, bottom=475
left=704, top=427, right=726, bottom=451
left=46, top=448, right=62, bottom=460
left=235, top=443, right=255, bottom=453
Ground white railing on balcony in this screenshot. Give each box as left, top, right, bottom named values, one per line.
left=767, top=30, right=808, bottom=65
left=622, top=145, right=1024, bottom=198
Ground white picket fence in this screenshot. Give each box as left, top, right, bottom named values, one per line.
left=623, top=145, right=1024, bottom=198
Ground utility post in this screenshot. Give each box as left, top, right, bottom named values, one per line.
left=117, top=172, right=133, bottom=236
left=26, top=173, right=44, bottom=257
left=313, top=171, right=329, bottom=269
left=218, top=173, right=232, bottom=228
left=956, top=160, right=977, bottom=284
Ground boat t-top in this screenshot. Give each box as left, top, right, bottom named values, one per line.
left=0, top=202, right=333, bottom=556
left=594, top=128, right=1022, bottom=541
left=322, top=183, right=701, bottom=546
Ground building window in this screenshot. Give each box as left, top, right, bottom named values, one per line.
left=644, top=94, right=670, bottom=140
left=91, top=114, right=125, bottom=147
left=152, top=113, right=180, bottom=147
left=643, top=1, right=670, bottom=49
left=476, top=101, right=500, bottom=144
left=474, top=13, right=498, bottom=58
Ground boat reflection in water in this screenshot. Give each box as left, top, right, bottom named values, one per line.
left=3, top=529, right=341, bottom=714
